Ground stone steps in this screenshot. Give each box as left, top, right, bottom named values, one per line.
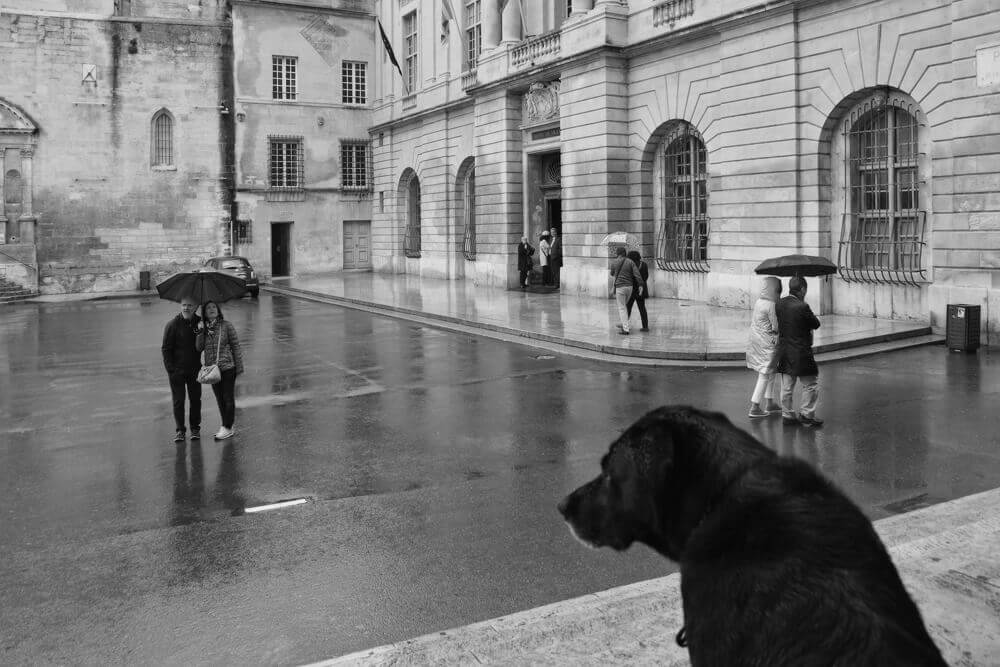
left=0, top=275, right=37, bottom=303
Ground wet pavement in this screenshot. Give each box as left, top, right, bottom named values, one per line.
left=1, top=293, right=999, bottom=665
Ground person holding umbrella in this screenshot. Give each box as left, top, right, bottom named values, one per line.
left=162, top=295, right=203, bottom=443
left=774, top=276, right=823, bottom=427
left=196, top=300, right=244, bottom=440
left=157, top=266, right=249, bottom=441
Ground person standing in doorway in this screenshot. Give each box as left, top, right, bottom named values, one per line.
left=162, top=296, right=202, bottom=443
left=774, top=276, right=823, bottom=427
left=625, top=250, right=650, bottom=332
left=609, top=247, right=641, bottom=335
left=517, top=236, right=534, bottom=289
left=539, top=231, right=552, bottom=286
left=746, top=276, right=783, bottom=418
left=549, top=227, right=562, bottom=288
left=197, top=301, right=245, bottom=440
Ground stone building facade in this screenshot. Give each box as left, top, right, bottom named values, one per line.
left=0, top=0, right=233, bottom=294
left=0, top=0, right=376, bottom=295
left=231, top=0, right=375, bottom=278
left=371, top=0, right=1000, bottom=337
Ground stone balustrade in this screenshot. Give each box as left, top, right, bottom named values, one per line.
left=510, top=31, right=561, bottom=70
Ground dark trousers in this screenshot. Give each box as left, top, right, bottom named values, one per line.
left=542, top=265, right=552, bottom=285
left=169, top=372, right=202, bottom=432
left=211, top=368, right=237, bottom=429
left=626, top=295, right=649, bottom=329
left=519, top=268, right=530, bottom=287
left=551, top=264, right=560, bottom=287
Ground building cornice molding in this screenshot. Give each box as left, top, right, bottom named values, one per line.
left=368, top=97, right=474, bottom=135
left=231, top=0, right=371, bottom=19
left=0, top=8, right=229, bottom=27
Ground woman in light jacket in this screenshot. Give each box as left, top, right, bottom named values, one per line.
left=197, top=300, right=244, bottom=440
left=746, top=276, right=782, bottom=418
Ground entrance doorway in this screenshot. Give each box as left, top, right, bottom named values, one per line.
left=546, top=198, right=561, bottom=236
left=271, top=222, right=291, bottom=277
left=343, top=220, right=371, bottom=270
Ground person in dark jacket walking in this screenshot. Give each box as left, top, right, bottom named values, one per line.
left=162, top=296, right=202, bottom=443
left=610, top=247, right=644, bottom=335
left=625, top=250, right=650, bottom=331
left=516, top=236, right=534, bottom=288
left=774, top=276, right=823, bottom=427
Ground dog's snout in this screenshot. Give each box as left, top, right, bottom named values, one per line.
left=557, top=495, right=571, bottom=518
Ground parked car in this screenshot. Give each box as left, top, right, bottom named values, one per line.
left=204, top=255, right=260, bottom=298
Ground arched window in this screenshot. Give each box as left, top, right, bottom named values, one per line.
left=403, top=174, right=421, bottom=257
left=836, top=91, right=927, bottom=284
left=655, top=122, right=709, bottom=272
left=151, top=109, right=174, bottom=167
left=462, top=166, right=476, bottom=260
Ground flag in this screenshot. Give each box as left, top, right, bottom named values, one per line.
left=378, top=19, right=403, bottom=80
left=441, top=0, right=457, bottom=42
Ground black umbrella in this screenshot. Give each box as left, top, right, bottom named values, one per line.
left=754, top=254, right=837, bottom=277
left=156, top=269, right=247, bottom=304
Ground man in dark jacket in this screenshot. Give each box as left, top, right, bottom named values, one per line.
left=549, top=227, right=562, bottom=288
left=162, top=296, right=202, bottom=442
left=775, top=276, right=823, bottom=427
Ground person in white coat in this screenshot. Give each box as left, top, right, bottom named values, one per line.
left=746, top=276, right=783, bottom=418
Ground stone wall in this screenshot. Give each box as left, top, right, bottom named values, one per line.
left=0, top=8, right=231, bottom=294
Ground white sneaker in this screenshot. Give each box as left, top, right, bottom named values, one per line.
left=214, top=427, right=234, bottom=440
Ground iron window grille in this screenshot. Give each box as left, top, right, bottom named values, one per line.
left=342, top=61, right=367, bottom=105
left=837, top=94, right=927, bottom=285
left=655, top=125, right=709, bottom=272
left=235, top=219, right=252, bottom=244
left=272, top=56, right=297, bottom=100
left=403, top=176, right=421, bottom=257
left=403, top=11, right=418, bottom=94
left=268, top=136, right=304, bottom=189
left=341, top=140, right=372, bottom=191
left=462, top=167, right=476, bottom=260
left=151, top=110, right=173, bottom=167
left=465, top=0, right=482, bottom=69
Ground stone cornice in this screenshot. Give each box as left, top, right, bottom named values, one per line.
left=0, top=8, right=230, bottom=27
left=231, top=0, right=371, bottom=19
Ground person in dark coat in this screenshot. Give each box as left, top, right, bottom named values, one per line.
left=162, top=295, right=202, bottom=442
left=549, top=227, right=563, bottom=288
left=516, top=236, right=534, bottom=288
left=625, top=250, right=650, bottom=331
left=774, top=276, right=823, bottom=427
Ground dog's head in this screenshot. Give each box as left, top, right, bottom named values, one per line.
left=557, top=405, right=771, bottom=560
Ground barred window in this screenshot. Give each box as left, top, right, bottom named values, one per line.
left=341, top=140, right=371, bottom=191
left=342, top=61, right=367, bottom=105
left=269, top=137, right=303, bottom=188
left=655, top=124, right=709, bottom=272
left=403, top=173, right=421, bottom=258
left=235, top=219, right=252, bottom=244
left=272, top=56, right=297, bottom=100
left=403, top=11, right=418, bottom=93
left=151, top=110, right=173, bottom=167
left=840, top=96, right=925, bottom=282
left=465, top=0, right=482, bottom=69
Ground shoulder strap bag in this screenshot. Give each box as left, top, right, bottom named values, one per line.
left=197, top=326, right=223, bottom=385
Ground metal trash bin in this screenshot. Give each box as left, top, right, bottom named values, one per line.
left=946, top=304, right=980, bottom=352
left=139, top=270, right=151, bottom=291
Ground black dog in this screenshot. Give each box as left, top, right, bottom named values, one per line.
left=558, top=406, right=946, bottom=666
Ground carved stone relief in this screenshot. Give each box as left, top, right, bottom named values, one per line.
left=522, top=81, right=560, bottom=125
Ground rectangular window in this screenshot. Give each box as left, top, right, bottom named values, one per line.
left=235, top=219, right=252, bottom=244
left=403, top=11, right=418, bottom=93
left=272, top=56, right=297, bottom=100
left=342, top=61, right=367, bottom=105
left=269, top=137, right=303, bottom=188
left=341, top=140, right=371, bottom=191
left=465, top=0, right=482, bottom=69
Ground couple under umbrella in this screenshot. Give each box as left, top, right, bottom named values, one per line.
left=157, top=269, right=247, bottom=442
left=748, top=254, right=835, bottom=426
